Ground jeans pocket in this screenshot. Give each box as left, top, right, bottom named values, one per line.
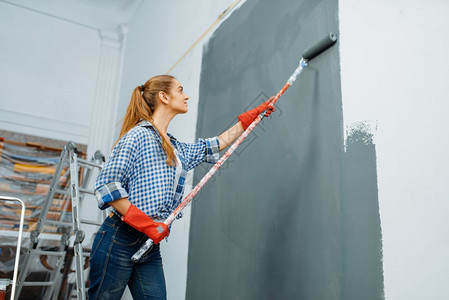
left=90, top=230, right=106, bottom=259
left=113, top=224, right=142, bottom=246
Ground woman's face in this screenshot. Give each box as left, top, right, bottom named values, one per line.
left=167, top=79, right=189, bottom=114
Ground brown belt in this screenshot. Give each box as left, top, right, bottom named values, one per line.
left=109, top=211, right=165, bottom=222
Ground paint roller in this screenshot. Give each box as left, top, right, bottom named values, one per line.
left=131, top=32, right=338, bottom=262
left=303, top=32, right=337, bottom=61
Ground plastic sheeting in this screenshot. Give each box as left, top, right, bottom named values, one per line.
left=0, top=142, right=72, bottom=234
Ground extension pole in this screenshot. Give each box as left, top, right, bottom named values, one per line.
left=132, top=32, right=338, bottom=262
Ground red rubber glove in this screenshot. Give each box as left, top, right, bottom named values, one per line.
left=238, top=97, right=275, bottom=130
left=122, top=204, right=169, bottom=244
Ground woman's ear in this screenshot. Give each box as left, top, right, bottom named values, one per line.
left=158, top=91, right=169, bottom=105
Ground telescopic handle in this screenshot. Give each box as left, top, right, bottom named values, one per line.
left=132, top=238, right=154, bottom=262
left=302, top=32, right=337, bottom=60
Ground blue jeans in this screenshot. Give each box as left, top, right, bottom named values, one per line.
left=88, top=213, right=167, bottom=299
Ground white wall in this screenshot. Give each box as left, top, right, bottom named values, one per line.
left=0, top=0, right=138, bottom=158
left=339, top=1, right=449, bottom=299
left=117, top=1, right=242, bottom=299
left=0, top=2, right=99, bottom=143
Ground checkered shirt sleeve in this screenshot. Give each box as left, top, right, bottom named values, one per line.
left=94, top=127, right=142, bottom=209
left=174, top=137, right=220, bottom=171
left=94, top=182, right=128, bottom=210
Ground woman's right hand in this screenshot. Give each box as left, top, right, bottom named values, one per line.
left=122, top=204, right=169, bottom=244
left=238, top=97, right=276, bottom=130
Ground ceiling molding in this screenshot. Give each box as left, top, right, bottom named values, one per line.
left=1, top=0, right=142, bottom=31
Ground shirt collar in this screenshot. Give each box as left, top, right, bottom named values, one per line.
left=137, top=120, right=177, bottom=142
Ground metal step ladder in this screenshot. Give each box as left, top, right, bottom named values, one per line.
left=14, top=141, right=105, bottom=300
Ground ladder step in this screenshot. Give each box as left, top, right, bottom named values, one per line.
left=54, top=188, right=70, bottom=196
left=44, top=219, right=73, bottom=227
left=55, top=188, right=95, bottom=196
left=79, top=188, right=95, bottom=195
left=33, top=250, right=66, bottom=256
left=54, top=187, right=94, bottom=196
left=80, top=219, right=102, bottom=226
left=22, top=281, right=55, bottom=287
left=77, top=159, right=102, bottom=169
left=45, top=218, right=101, bottom=227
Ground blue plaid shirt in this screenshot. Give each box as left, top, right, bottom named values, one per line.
left=94, top=120, right=220, bottom=220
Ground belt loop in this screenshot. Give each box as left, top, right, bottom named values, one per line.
left=108, top=211, right=122, bottom=226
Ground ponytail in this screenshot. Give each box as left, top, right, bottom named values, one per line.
left=117, top=75, right=177, bottom=166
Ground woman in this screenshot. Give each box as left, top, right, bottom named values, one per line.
left=88, top=75, right=274, bottom=299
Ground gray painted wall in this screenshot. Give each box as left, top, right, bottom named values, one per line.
left=342, top=123, right=384, bottom=299
left=185, top=0, right=378, bottom=299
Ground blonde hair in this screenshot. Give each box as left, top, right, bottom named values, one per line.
left=118, top=75, right=176, bottom=166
